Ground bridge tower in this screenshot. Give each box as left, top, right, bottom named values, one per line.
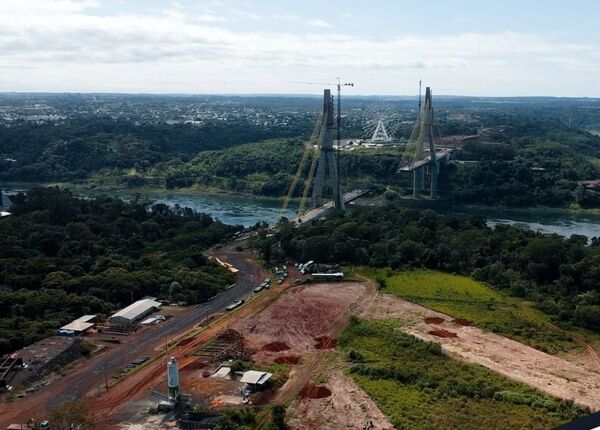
left=311, top=89, right=344, bottom=210
left=398, top=86, right=439, bottom=199
left=283, top=89, right=345, bottom=215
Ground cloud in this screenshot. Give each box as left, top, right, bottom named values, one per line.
left=0, top=0, right=598, bottom=95
left=307, top=19, right=331, bottom=28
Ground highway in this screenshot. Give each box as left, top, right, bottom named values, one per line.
left=0, top=236, right=266, bottom=427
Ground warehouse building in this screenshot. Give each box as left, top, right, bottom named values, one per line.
left=109, top=298, right=161, bottom=326
left=57, top=315, right=97, bottom=336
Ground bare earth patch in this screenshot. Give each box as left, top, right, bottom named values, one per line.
left=358, top=292, right=600, bottom=411
left=288, top=370, right=394, bottom=430
left=230, top=283, right=366, bottom=363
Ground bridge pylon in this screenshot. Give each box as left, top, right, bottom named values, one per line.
left=399, top=86, right=440, bottom=199
left=282, top=89, right=344, bottom=215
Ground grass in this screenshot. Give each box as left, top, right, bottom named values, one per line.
left=357, top=268, right=584, bottom=354
left=340, top=318, right=587, bottom=430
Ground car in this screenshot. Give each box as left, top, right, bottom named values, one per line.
left=254, top=285, right=264, bottom=293
left=226, top=299, right=244, bottom=311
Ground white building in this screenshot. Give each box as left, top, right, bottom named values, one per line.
left=109, top=298, right=161, bottom=326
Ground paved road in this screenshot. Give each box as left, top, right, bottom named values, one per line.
left=0, top=237, right=264, bottom=426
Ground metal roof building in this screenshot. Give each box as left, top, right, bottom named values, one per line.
left=240, top=370, right=272, bottom=386
left=58, top=314, right=97, bottom=335
left=109, top=298, right=161, bottom=325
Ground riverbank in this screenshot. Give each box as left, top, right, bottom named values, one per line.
left=4, top=182, right=600, bottom=238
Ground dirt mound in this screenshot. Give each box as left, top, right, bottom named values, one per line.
left=452, top=318, right=473, bottom=326
left=300, top=382, right=332, bottom=399
left=262, top=341, right=290, bottom=352
left=429, top=329, right=458, bottom=338
left=218, top=329, right=244, bottom=342
left=424, top=317, right=445, bottom=324
left=314, top=336, right=338, bottom=349
left=275, top=355, right=301, bottom=365
left=215, top=329, right=253, bottom=361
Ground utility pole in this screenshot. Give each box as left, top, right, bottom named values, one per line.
left=103, top=360, right=108, bottom=391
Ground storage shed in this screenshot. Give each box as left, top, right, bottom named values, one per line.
left=109, top=298, right=161, bottom=326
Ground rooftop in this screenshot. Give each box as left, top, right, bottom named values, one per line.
left=240, top=370, right=272, bottom=385
left=110, top=298, right=161, bottom=321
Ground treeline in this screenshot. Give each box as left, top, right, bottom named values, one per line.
left=0, top=187, right=238, bottom=353
left=442, top=119, right=600, bottom=207
left=163, top=139, right=404, bottom=196
left=253, top=206, right=600, bottom=333
left=0, top=118, right=308, bottom=182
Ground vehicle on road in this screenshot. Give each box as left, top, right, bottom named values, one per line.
left=226, top=299, right=245, bottom=311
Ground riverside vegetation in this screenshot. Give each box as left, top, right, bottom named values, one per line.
left=0, top=187, right=238, bottom=354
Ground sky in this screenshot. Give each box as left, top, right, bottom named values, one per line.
left=1, top=0, right=600, bottom=96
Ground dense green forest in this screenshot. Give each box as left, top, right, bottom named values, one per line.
left=253, top=206, right=600, bottom=333
left=161, top=139, right=401, bottom=196
left=159, top=116, right=600, bottom=208
left=0, top=118, right=309, bottom=182
left=0, top=187, right=238, bottom=354
left=440, top=119, right=600, bottom=207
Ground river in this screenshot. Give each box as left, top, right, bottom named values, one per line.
left=3, top=186, right=600, bottom=240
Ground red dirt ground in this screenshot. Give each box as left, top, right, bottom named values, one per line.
left=314, top=336, right=338, bottom=349
left=429, top=329, right=459, bottom=338
left=262, top=341, right=290, bottom=352
left=452, top=318, right=473, bottom=326
left=299, top=382, right=332, bottom=399
left=185, top=358, right=210, bottom=369
left=275, top=355, right=301, bottom=364
left=424, top=317, right=445, bottom=324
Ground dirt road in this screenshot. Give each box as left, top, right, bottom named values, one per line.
left=358, top=291, right=600, bottom=411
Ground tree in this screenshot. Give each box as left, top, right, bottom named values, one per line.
left=268, top=405, right=288, bottom=430
left=48, top=400, right=91, bottom=430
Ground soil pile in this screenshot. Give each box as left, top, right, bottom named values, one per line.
left=424, top=317, right=444, bottom=324
left=429, top=329, right=458, bottom=338
left=300, top=382, right=332, bottom=399
left=218, top=329, right=244, bottom=342
left=275, top=356, right=301, bottom=364
left=314, top=336, right=337, bottom=349
left=452, top=318, right=473, bottom=326
left=216, top=329, right=253, bottom=361
left=262, top=341, right=290, bottom=352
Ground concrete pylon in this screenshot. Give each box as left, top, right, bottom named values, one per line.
left=311, top=89, right=344, bottom=210
left=410, top=87, right=437, bottom=199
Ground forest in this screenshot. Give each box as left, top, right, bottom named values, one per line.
left=0, top=187, right=239, bottom=354
left=252, top=205, right=600, bottom=334
left=0, top=117, right=309, bottom=182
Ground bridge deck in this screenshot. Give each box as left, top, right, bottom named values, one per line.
left=293, top=189, right=369, bottom=225
left=397, top=150, right=450, bottom=172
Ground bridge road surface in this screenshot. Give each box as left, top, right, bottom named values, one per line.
left=0, top=236, right=265, bottom=427
left=292, top=188, right=369, bottom=225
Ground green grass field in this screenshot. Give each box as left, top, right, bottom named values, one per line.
left=340, top=318, right=587, bottom=430
left=357, top=268, right=590, bottom=354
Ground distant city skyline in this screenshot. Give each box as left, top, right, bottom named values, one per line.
left=1, top=0, right=600, bottom=96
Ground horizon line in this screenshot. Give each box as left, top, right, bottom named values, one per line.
left=1, top=91, right=600, bottom=100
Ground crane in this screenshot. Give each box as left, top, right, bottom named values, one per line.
left=283, top=78, right=354, bottom=212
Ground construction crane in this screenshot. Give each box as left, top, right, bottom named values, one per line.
left=283, top=78, right=354, bottom=212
